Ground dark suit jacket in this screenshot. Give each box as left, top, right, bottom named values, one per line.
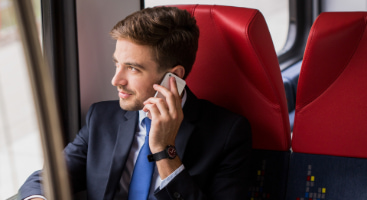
left=19, top=88, right=252, bottom=200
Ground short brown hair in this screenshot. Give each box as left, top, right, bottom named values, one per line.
left=110, top=6, right=199, bottom=79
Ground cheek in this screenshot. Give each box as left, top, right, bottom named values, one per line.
left=131, top=73, right=163, bottom=98
left=133, top=78, right=156, bottom=96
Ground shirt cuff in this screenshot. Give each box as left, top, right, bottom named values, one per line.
left=160, top=164, right=185, bottom=189
left=24, top=195, right=47, bottom=200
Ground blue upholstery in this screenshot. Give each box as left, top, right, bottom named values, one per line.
left=248, top=150, right=290, bottom=200
left=286, top=153, right=367, bottom=200
left=282, top=60, right=302, bottom=113
left=288, top=110, right=295, bottom=131
left=282, top=60, right=302, bottom=131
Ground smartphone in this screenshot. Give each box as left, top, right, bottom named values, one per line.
left=154, top=72, right=186, bottom=99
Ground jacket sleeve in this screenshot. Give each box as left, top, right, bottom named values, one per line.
left=18, top=104, right=96, bottom=199
left=18, top=170, right=43, bottom=200
left=154, top=116, right=252, bottom=200
left=61, top=103, right=98, bottom=193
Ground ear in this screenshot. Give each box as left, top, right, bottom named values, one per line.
left=170, top=65, right=185, bottom=79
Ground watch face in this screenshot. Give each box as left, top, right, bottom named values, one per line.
left=167, top=146, right=177, bottom=158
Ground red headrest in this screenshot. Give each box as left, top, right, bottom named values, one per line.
left=293, top=12, right=367, bottom=158
left=174, top=5, right=290, bottom=151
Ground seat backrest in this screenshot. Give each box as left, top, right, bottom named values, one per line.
left=292, top=12, right=367, bottom=157
left=175, top=4, right=290, bottom=151
left=174, top=5, right=291, bottom=199
left=287, top=12, right=367, bottom=200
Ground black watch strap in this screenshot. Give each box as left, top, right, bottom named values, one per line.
left=148, top=145, right=177, bottom=162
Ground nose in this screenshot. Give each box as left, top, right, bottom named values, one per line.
left=111, top=66, right=128, bottom=86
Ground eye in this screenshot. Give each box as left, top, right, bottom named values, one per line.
left=127, top=66, right=139, bottom=72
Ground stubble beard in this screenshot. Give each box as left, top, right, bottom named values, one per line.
left=119, top=97, right=144, bottom=111
left=118, top=86, right=157, bottom=111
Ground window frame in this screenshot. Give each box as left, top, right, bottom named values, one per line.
left=41, top=0, right=81, bottom=145
left=278, top=0, right=321, bottom=70
left=13, top=0, right=72, bottom=198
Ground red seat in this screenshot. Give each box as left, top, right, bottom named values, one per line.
left=293, top=12, right=367, bottom=158
left=175, top=4, right=290, bottom=151
left=174, top=5, right=291, bottom=199
left=287, top=13, right=367, bottom=199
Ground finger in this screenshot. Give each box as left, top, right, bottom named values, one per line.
left=153, top=78, right=180, bottom=110
left=144, top=97, right=169, bottom=116
left=152, top=83, right=170, bottom=97
left=143, top=103, right=161, bottom=120
left=152, top=77, right=179, bottom=99
left=169, top=76, right=179, bottom=96
left=168, top=77, right=182, bottom=112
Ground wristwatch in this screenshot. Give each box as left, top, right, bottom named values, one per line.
left=148, top=145, right=177, bottom=162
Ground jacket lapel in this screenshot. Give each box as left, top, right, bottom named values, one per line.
left=175, top=87, right=200, bottom=161
left=103, top=110, right=138, bottom=200
left=102, top=87, right=200, bottom=199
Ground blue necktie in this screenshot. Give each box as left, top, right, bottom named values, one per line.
left=128, top=117, right=155, bottom=200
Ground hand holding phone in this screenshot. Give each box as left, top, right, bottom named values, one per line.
left=154, top=73, right=186, bottom=99
left=143, top=72, right=185, bottom=160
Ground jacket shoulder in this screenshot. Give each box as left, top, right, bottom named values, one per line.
left=87, top=100, right=121, bottom=115
left=197, top=99, right=249, bottom=124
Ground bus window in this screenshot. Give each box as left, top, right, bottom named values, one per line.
left=322, top=0, right=367, bottom=12
left=144, top=0, right=289, bottom=52
left=0, top=0, right=43, bottom=199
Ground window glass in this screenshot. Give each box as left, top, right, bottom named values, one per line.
left=145, top=0, right=289, bottom=52
left=322, top=0, right=367, bottom=12
left=0, top=0, right=43, bottom=199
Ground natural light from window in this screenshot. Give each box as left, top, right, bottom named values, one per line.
left=145, top=0, right=289, bottom=52
left=0, top=0, right=43, bottom=199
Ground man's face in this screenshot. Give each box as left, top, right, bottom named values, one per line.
left=112, top=39, right=165, bottom=111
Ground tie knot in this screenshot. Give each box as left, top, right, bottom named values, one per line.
left=143, top=117, right=151, bottom=136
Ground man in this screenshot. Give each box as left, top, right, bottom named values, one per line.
left=19, top=6, right=251, bottom=200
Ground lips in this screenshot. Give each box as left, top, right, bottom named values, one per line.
left=118, top=90, right=132, bottom=99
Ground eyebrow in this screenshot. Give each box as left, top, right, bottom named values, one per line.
left=112, top=55, right=146, bottom=70
left=124, top=62, right=145, bottom=70
left=112, top=56, right=118, bottom=63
